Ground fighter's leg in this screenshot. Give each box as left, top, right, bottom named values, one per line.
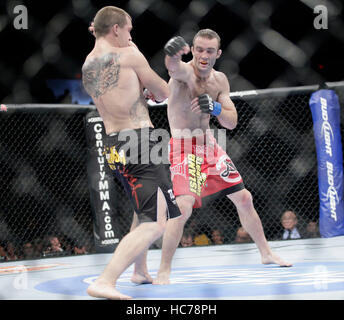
left=130, top=212, right=153, bottom=284
left=87, top=189, right=167, bottom=299
left=153, top=195, right=195, bottom=285
left=227, top=189, right=292, bottom=267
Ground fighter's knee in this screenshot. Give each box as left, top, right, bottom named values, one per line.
left=157, top=223, right=166, bottom=235
left=176, top=197, right=194, bottom=222
left=139, top=214, right=166, bottom=237
left=154, top=220, right=166, bottom=237
left=233, top=189, right=254, bottom=210
left=179, top=205, right=192, bottom=222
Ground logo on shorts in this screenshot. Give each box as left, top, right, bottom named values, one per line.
left=106, top=146, right=126, bottom=169
left=216, top=155, right=241, bottom=183
left=188, top=154, right=206, bottom=196
left=167, top=188, right=178, bottom=205
left=170, top=158, right=188, bottom=180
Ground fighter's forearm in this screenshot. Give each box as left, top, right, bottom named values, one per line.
left=217, top=106, right=238, bottom=130
left=165, top=55, right=182, bottom=73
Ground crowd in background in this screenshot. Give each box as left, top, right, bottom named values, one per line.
left=0, top=235, right=95, bottom=262
left=0, top=209, right=320, bottom=262
left=179, top=210, right=320, bottom=248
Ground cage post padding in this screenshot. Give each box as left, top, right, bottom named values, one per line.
left=309, top=89, right=344, bottom=237
left=84, top=111, right=121, bottom=252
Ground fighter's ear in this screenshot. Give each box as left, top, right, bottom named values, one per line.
left=112, top=24, right=120, bottom=36
left=216, top=49, right=222, bottom=59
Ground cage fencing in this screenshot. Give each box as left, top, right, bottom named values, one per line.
left=0, top=83, right=343, bottom=261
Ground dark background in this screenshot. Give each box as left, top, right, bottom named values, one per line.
left=0, top=0, right=343, bottom=103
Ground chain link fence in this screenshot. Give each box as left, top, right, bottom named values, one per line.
left=0, top=107, right=94, bottom=261
left=1, top=84, right=343, bottom=261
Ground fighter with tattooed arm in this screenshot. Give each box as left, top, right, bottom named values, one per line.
left=82, top=6, right=181, bottom=299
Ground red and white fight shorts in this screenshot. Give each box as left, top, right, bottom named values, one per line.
left=169, top=132, right=245, bottom=208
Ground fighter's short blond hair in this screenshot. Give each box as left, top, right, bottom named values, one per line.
left=93, top=6, right=131, bottom=38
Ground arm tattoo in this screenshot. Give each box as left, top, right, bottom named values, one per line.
left=82, top=53, right=121, bottom=99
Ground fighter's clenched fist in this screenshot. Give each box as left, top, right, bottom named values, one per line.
left=164, top=36, right=190, bottom=57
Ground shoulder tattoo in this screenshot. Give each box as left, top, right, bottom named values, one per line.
left=82, top=53, right=121, bottom=99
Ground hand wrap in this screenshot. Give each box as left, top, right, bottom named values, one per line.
left=164, top=36, right=188, bottom=56
left=198, top=94, right=222, bottom=116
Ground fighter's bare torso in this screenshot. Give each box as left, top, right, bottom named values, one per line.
left=82, top=45, right=152, bottom=134
left=167, top=62, right=225, bottom=138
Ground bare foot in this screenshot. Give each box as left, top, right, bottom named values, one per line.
left=87, top=281, right=132, bottom=300
left=131, top=272, right=153, bottom=284
left=153, top=271, right=171, bottom=285
left=262, top=252, right=292, bottom=267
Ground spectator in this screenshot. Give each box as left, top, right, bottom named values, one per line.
left=59, top=236, right=73, bottom=255
left=0, top=244, right=7, bottom=261
left=234, top=227, right=252, bottom=243
left=5, top=242, right=19, bottom=260
left=304, top=221, right=320, bottom=238
left=180, top=231, right=194, bottom=247
left=32, top=238, right=44, bottom=258
left=22, top=242, right=35, bottom=260
left=280, top=210, right=302, bottom=240
left=73, top=244, right=88, bottom=255
left=72, top=240, right=88, bottom=255
left=211, top=229, right=224, bottom=245
left=194, top=233, right=211, bottom=246
left=0, top=241, right=19, bottom=261
left=82, top=239, right=95, bottom=254
left=49, top=236, right=63, bottom=252
left=185, top=218, right=211, bottom=246
left=43, top=235, right=64, bottom=257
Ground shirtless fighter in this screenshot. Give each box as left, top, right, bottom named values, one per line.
left=82, top=6, right=181, bottom=299
left=152, top=30, right=292, bottom=284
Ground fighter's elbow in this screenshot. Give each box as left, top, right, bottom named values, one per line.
left=219, top=114, right=238, bottom=130
left=227, top=121, right=237, bottom=130
left=155, top=86, right=169, bottom=103
left=161, top=85, right=170, bottom=100
left=221, top=121, right=237, bottom=130
left=231, top=116, right=239, bottom=129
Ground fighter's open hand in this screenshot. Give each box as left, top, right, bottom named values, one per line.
left=164, top=36, right=190, bottom=58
